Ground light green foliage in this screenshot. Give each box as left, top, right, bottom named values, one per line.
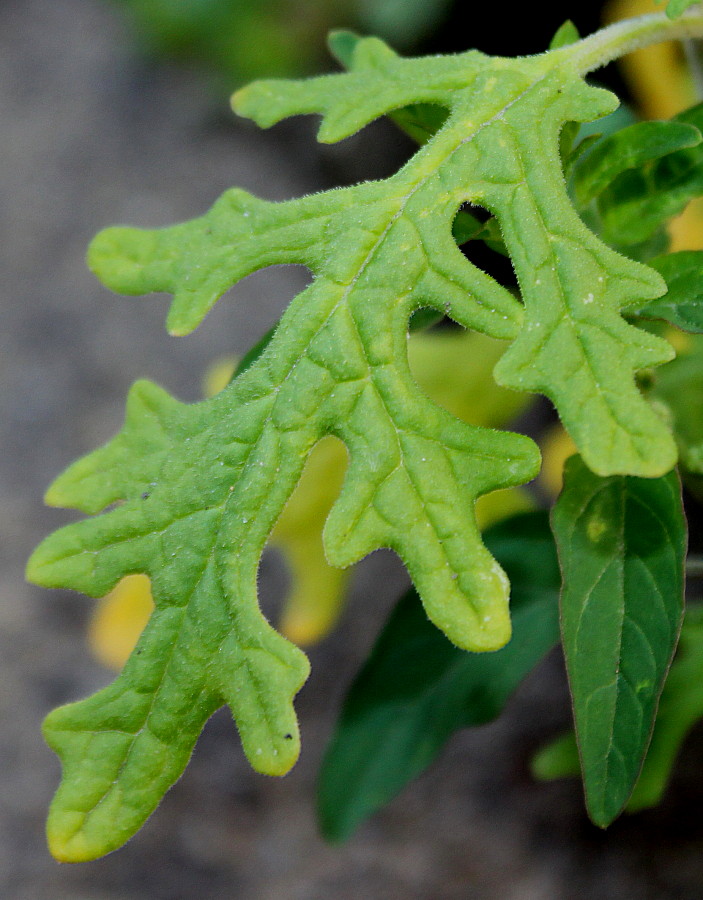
left=110, top=0, right=451, bottom=87
left=110, top=0, right=324, bottom=83
left=27, top=16, right=703, bottom=860
left=234, top=33, right=675, bottom=477
left=661, top=0, right=702, bottom=19
left=318, top=511, right=560, bottom=842
left=531, top=730, right=581, bottom=783
left=552, top=456, right=686, bottom=826
left=549, top=20, right=581, bottom=50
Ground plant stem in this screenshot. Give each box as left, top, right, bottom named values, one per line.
left=684, top=39, right=703, bottom=100
left=567, top=7, right=703, bottom=75
left=687, top=555, right=703, bottom=577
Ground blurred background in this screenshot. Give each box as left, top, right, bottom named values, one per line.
left=5, top=0, right=703, bottom=897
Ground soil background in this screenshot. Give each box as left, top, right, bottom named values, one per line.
left=4, top=1, right=703, bottom=897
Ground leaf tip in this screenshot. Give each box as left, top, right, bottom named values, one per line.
left=24, top=548, right=44, bottom=587
left=231, top=82, right=282, bottom=129
left=327, top=30, right=361, bottom=68
left=25, top=533, right=64, bottom=588
left=87, top=226, right=156, bottom=296
left=46, top=818, right=103, bottom=864
left=166, top=295, right=210, bottom=335
left=230, top=86, right=248, bottom=117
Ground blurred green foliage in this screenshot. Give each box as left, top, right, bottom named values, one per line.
left=108, top=0, right=454, bottom=86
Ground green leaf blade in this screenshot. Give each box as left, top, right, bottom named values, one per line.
left=626, top=606, right=703, bottom=809
left=595, top=103, right=703, bottom=248
left=571, top=120, right=701, bottom=208
left=533, top=607, right=703, bottom=814
left=30, top=27, right=693, bottom=859
left=318, top=511, right=561, bottom=842
left=553, top=456, right=686, bottom=827
left=635, top=251, right=703, bottom=332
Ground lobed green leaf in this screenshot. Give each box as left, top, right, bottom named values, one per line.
left=28, top=27, right=691, bottom=859
left=553, top=456, right=686, bottom=827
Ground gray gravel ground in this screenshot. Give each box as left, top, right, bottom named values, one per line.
left=5, top=1, right=703, bottom=897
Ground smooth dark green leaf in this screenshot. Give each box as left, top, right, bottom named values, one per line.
left=532, top=605, right=703, bottom=813
left=627, top=603, right=703, bottom=809
left=553, top=456, right=686, bottom=827
left=634, top=251, right=703, bottom=332
left=326, top=29, right=361, bottom=68
left=597, top=104, right=703, bottom=246
left=318, top=511, right=561, bottom=842
left=564, top=132, right=602, bottom=177
left=571, top=120, right=701, bottom=208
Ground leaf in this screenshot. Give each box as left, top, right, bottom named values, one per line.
left=538, top=424, right=578, bottom=497
left=634, top=251, right=703, bottom=331
left=110, top=0, right=348, bottom=85
left=652, top=334, right=703, bottom=491
left=571, top=120, right=702, bottom=208
left=531, top=731, right=581, bottom=781
left=318, top=511, right=561, bottom=842
left=356, top=0, right=453, bottom=48
left=184, top=33, right=676, bottom=475
left=532, top=605, right=703, bottom=813
left=550, top=20, right=581, bottom=50
left=595, top=103, right=703, bottom=247
left=328, top=31, right=452, bottom=147
left=661, top=0, right=702, bottom=19
left=88, top=327, right=534, bottom=665
left=28, top=29, right=684, bottom=860
left=626, top=604, right=703, bottom=809
left=552, top=456, right=686, bottom=827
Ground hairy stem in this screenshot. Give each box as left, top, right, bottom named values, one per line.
left=569, top=7, right=703, bottom=74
